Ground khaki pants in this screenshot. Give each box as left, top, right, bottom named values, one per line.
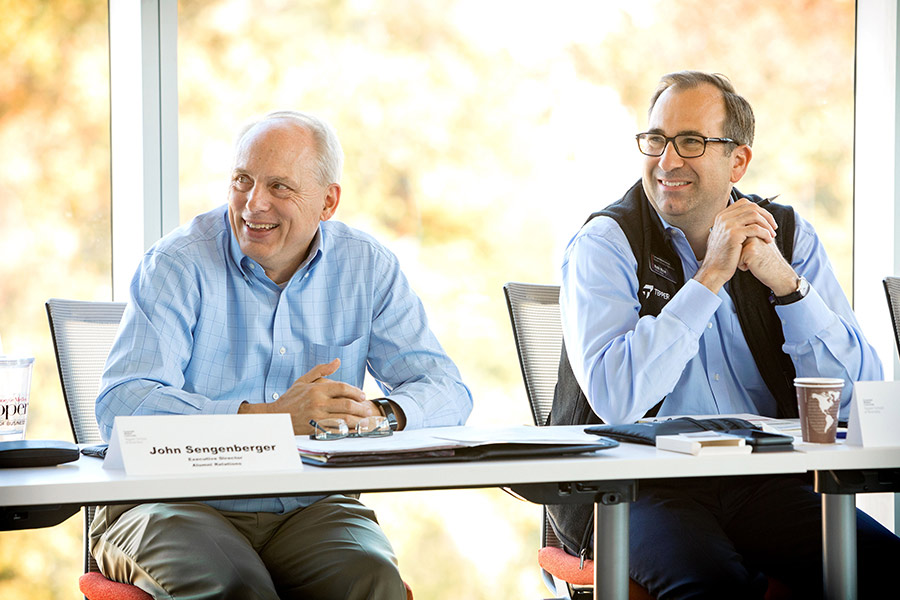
left=90, top=495, right=405, bottom=600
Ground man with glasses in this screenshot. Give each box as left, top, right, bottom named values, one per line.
left=549, top=71, right=899, bottom=597
left=92, top=111, right=472, bottom=599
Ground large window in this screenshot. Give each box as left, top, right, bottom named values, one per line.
left=1, top=1, right=866, bottom=598
left=0, top=1, right=111, bottom=597
left=177, top=1, right=856, bottom=598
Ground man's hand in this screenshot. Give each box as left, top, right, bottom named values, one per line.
left=738, top=237, right=798, bottom=296
left=238, top=359, right=378, bottom=434
left=694, top=199, right=778, bottom=294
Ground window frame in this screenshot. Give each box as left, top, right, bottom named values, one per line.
left=109, top=0, right=179, bottom=301
left=854, top=0, right=900, bottom=382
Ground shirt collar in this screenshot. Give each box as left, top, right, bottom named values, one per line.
left=296, top=227, right=324, bottom=276
left=655, top=194, right=736, bottom=243
left=655, top=196, right=738, bottom=273
left=655, top=212, right=683, bottom=246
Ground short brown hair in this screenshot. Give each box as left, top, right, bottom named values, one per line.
left=649, top=71, right=755, bottom=147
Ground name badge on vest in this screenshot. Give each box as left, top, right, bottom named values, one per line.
left=649, top=254, right=678, bottom=283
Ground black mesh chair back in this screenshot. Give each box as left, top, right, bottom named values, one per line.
left=503, top=282, right=578, bottom=596
left=503, top=283, right=563, bottom=427
left=883, top=277, right=900, bottom=359
left=46, top=298, right=126, bottom=576
left=46, top=299, right=125, bottom=445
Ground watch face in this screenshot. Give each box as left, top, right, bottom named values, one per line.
left=773, top=276, right=809, bottom=305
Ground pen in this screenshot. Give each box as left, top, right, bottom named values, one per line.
left=710, top=194, right=781, bottom=233
left=757, top=194, right=779, bottom=208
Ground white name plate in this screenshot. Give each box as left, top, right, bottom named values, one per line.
left=846, top=380, right=900, bottom=447
left=103, top=414, right=302, bottom=475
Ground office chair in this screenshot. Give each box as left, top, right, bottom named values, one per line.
left=502, top=282, right=654, bottom=600
left=883, top=277, right=900, bottom=358
left=47, top=298, right=415, bottom=600
left=503, top=283, right=795, bottom=600
left=45, top=298, right=150, bottom=600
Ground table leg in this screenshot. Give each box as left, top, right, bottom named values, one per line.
left=822, top=492, right=856, bottom=600
left=506, top=479, right=636, bottom=600
left=593, top=499, right=629, bottom=600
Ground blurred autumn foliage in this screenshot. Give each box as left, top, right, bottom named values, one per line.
left=1, top=1, right=854, bottom=598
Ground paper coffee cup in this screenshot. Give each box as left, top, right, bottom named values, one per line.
left=0, top=356, right=34, bottom=442
left=794, top=377, right=843, bottom=443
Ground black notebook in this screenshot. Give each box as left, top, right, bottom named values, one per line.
left=585, top=417, right=793, bottom=452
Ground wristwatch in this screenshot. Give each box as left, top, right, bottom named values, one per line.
left=371, top=398, right=399, bottom=431
left=772, top=276, right=810, bottom=305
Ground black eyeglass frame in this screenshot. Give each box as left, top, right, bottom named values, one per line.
left=635, top=132, right=738, bottom=159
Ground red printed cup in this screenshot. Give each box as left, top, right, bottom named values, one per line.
left=794, top=377, right=843, bottom=444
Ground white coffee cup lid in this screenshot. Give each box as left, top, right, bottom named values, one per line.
left=793, top=377, right=844, bottom=387
left=0, top=355, right=35, bottom=367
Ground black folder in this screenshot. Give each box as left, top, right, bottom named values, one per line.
left=299, top=438, right=619, bottom=467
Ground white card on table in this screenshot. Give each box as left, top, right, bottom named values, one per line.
left=103, top=414, right=302, bottom=474
left=846, top=380, right=900, bottom=447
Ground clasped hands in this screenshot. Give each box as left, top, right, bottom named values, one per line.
left=238, top=358, right=383, bottom=435
left=695, top=199, right=798, bottom=296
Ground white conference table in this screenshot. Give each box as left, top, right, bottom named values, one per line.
left=2, top=425, right=898, bottom=600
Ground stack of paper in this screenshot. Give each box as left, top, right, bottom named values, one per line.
left=656, top=432, right=751, bottom=456
left=296, top=425, right=619, bottom=466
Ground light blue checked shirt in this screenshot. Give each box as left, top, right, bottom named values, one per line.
left=98, top=205, right=472, bottom=513
left=561, top=203, right=882, bottom=425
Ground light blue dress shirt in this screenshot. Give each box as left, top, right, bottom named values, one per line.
left=561, top=202, right=882, bottom=425
left=98, top=205, right=472, bottom=513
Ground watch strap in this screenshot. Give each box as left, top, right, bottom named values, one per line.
left=371, top=398, right=399, bottom=431
left=772, top=276, right=809, bottom=305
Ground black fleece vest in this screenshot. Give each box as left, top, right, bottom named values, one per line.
left=547, top=180, right=798, bottom=556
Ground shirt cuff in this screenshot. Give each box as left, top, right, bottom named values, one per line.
left=664, top=279, right=723, bottom=334
left=387, top=395, right=421, bottom=430
left=776, top=284, right=835, bottom=344
left=216, top=399, right=247, bottom=415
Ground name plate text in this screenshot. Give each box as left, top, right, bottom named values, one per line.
left=103, top=414, right=302, bottom=475
left=846, top=380, right=900, bottom=447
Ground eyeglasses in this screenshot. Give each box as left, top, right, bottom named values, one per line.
left=635, top=132, right=737, bottom=158
left=309, top=416, right=393, bottom=440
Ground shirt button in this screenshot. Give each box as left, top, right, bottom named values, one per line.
left=714, top=374, right=720, bottom=381
left=272, top=393, right=279, bottom=400
left=304, top=272, right=310, bottom=279
left=279, top=347, right=286, bottom=355
left=249, top=263, right=256, bottom=269
left=707, top=322, right=713, bottom=329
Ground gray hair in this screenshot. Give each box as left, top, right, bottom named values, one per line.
left=649, top=71, right=755, bottom=148
left=237, top=110, right=344, bottom=185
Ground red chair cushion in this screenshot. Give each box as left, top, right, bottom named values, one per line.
left=79, top=572, right=153, bottom=600
left=81, top=571, right=412, bottom=600
left=539, top=546, right=795, bottom=600
left=539, top=546, right=594, bottom=585
left=764, top=576, right=792, bottom=600
left=538, top=547, right=655, bottom=599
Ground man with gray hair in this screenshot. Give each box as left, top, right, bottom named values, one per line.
left=92, top=111, right=472, bottom=599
